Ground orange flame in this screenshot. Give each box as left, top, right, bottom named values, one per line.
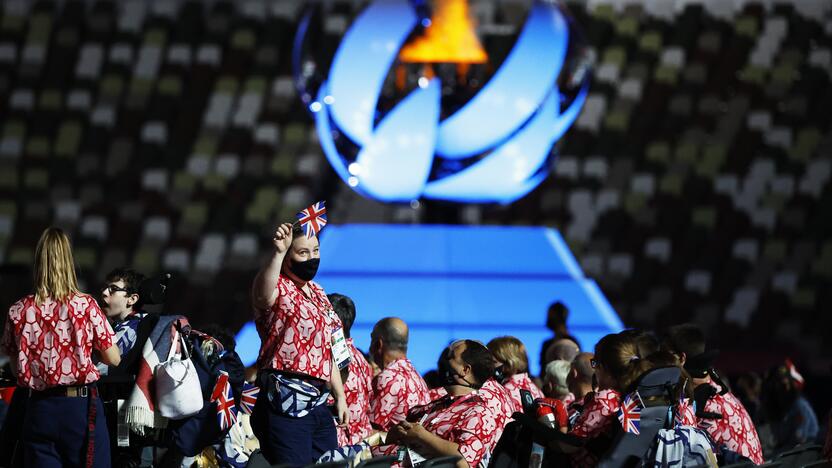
left=398, top=0, right=488, bottom=64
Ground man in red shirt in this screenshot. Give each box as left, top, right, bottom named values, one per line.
left=328, top=293, right=374, bottom=445
left=385, top=340, right=499, bottom=468
left=369, top=317, right=429, bottom=431
left=1, top=227, right=121, bottom=467
left=431, top=343, right=516, bottom=443
left=662, top=324, right=764, bottom=465
left=250, top=222, right=349, bottom=465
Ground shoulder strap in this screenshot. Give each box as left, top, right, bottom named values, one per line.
left=165, top=328, right=191, bottom=361
left=166, top=328, right=179, bottom=361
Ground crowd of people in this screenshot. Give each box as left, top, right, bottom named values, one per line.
left=0, top=225, right=829, bottom=468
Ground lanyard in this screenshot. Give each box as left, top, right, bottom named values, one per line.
left=295, top=281, right=331, bottom=316
left=419, top=392, right=480, bottom=427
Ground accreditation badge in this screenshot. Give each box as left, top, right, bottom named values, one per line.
left=330, top=310, right=352, bottom=370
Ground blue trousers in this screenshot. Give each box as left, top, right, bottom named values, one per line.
left=251, top=387, right=337, bottom=466
left=23, top=393, right=111, bottom=468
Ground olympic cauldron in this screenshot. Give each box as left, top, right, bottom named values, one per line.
left=294, top=0, right=593, bottom=204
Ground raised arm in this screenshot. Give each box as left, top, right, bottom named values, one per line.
left=252, top=223, right=293, bottom=311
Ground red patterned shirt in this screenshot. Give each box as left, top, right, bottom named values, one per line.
left=337, top=339, right=374, bottom=446
left=678, top=398, right=697, bottom=426
left=479, top=378, right=517, bottom=441
left=374, top=393, right=498, bottom=467
left=502, top=372, right=544, bottom=410
left=370, top=358, right=430, bottom=431
left=423, top=379, right=514, bottom=448
left=570, top=389, right=622, bottom=468
left=428, top=386, right=448, bottom=401
left=2, top=294, right=115, bottom=390
left=413, top=393, right=498, bottom=467
left=697, top=382, right=763, bottom=464
left=254, top=275, right=338, bottom=382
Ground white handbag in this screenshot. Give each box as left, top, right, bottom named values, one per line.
left=155, top=328, right=203, bottom=419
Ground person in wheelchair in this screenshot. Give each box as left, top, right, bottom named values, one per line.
left=97, top=268, right=160, bottom=467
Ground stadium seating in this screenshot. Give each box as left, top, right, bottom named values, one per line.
left=0, top=0, right=828, bottom=364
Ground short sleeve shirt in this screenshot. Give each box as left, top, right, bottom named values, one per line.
left=697, top=383, right=763, bottom=464
left=479, top=378, right=517, bottom=440
left=370, top=358, right=430, bottom=431
left=2, top=294, right=115, bottom=390
left=337, top=339, right=374, bottom=446
left=415, top=393, right=499, bottom=467
left=502, top=372, right=544, bottom=410
left=254, top=275, right=338, bottom=381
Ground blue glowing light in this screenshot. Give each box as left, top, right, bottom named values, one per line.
left=305, top=0, right=591, bottom=204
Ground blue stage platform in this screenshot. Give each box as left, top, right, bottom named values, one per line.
left=235, top=224, right=623, bottom=375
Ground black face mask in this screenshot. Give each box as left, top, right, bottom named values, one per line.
left=289, top=258, right=320, bottom=282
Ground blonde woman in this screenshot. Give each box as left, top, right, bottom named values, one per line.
left=488, top=336, right=544, bottom=410
left=1, top=227, right=120, bottom=467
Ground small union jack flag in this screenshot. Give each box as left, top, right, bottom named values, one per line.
left=617, top=393, right=641, bottom=435
left=239, top=382, right=259, bottom=415
left=212, top=371, right=237, bottom=431
left=296, top=201, right=328, bottom=239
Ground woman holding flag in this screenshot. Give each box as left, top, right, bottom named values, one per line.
left=250, top=201, right=351, bottom=465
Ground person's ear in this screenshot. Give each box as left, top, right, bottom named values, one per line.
left=679, top=352, right=687, bottom=366
left=462, top=363, right=473, bottom=380
left=127, top=293, right=139, bottom=308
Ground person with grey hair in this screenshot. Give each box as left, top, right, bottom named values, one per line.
left=368, top=317, right=429, bottom=431
left=543, top=337, right=581, bottom=370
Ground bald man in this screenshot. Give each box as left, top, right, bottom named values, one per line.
left=368, top=317, right=429, bottom=431
left=569, top=353, right=594, bottom=403
left=565, top=352, right=595, bottom=425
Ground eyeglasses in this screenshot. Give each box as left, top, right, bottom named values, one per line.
left=102, top=284, right=130, bottom=295
left=590, top=358, right=599, bottom=368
